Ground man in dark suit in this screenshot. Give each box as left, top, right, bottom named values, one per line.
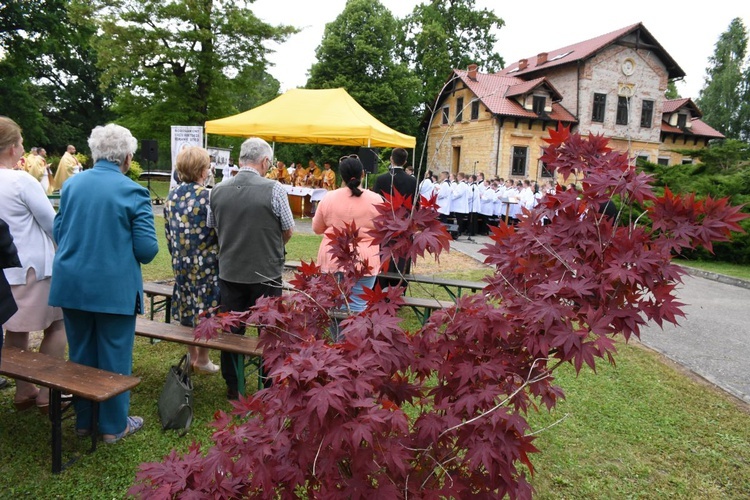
left=372, top=148, right=418, bottom=289
left=372, top=148, right=417, bottom=202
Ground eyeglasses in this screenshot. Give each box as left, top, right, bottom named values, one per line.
left=339, top=154, right=359, bottom=163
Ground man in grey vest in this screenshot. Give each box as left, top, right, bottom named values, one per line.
left=209, top=137, right=294, bottom=399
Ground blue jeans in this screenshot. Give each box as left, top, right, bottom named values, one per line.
left=330, top=275, right=376, bottom=342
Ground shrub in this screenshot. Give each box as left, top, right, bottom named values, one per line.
left=130, top=125, right=746, bottom=499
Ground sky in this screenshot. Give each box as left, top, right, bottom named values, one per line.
left=250, top=0, right=750, bottom=100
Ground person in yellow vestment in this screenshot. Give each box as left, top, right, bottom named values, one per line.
left=321, top=161, right=336, bottom=191
left=309, top=159, right=323, bottom=188
left=26, top=148, right=46, bottom=182
left=294, top=160, right=309, bottom=187
left=53, top=145, right=81, bottom=190
left=275, top=161, right=290, bottom=184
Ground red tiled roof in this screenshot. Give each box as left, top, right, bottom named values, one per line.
left=663, top=98, right=702, bottom=117
left=500, top=23, right=685, bottom=80
left=505, top=77, right=563, bottom=101
left=452, top=69, right=576, bottom=123
left=661, top=118, right=724, bottom=139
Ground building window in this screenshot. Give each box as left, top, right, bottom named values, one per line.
left=616, top=96, right=630, bottom=125
left=657, top=157, right=669, bottom=166
left=592, top=93, right=606, bottom=122
left=677, top=114, right=687, bottom=128
left=456, top=97, right=464, bottom=122
left=471, top=100, right=480, bottom=120
left=442, top=106, right=449, bottom=125
left=511, top=146, right=528, bottom=176
left=540, top=162, right=553, bottom=177
left=637, top=155, right=649, bottom=165
left=533, top=95, right=546, bottom=115
left=681, top=158, right=693, bottom=165
left=640, top=100, right=654, bottom=128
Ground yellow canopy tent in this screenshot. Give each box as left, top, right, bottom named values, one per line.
left=204, top=88, right=415, bottom=148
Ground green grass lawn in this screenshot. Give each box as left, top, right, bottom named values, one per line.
left=676, top=259, right=750, bottom=281
left=1, top=218, right=749, bottom=497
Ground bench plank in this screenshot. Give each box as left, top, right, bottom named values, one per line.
left=0, top=347, right=140, bottom=473
left=135, top=317, right=261, bottom=356
left=0, top=347, right=140, bottom=402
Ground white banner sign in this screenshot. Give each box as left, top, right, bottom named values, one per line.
left=170, top=126, right=204, bottom=188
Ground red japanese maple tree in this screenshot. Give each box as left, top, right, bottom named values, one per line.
left=129, top=126, right=746, bottom=499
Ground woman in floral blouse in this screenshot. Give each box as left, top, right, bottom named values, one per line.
left=164, top=146, right=220, bottom=374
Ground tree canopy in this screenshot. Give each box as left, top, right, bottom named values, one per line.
left=307, top=0, right=422, bottom=138
left=400, top=0, right=504, bottom=110
left=0, top=0, right=112, bottom=152
left=90, top=0, right=295, bottom=165
left=696, top=17, right=750, bottom=142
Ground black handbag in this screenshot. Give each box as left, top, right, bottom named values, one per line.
left=157, top=353, right=194, bottom=435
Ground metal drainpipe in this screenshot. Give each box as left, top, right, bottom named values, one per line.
left=494, top=114, right=501, bottom=177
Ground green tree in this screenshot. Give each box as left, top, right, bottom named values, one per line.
left=91, top=0, right=295, bottom=166
left=696, top=18, right=750, bottom=141
left=0, top=0, right=112, bottom=153
left=306, top=0, right=421, bottom=139
left=665, top=80, right=681, bottom=99
left=400, top=0, right=504, bottom=109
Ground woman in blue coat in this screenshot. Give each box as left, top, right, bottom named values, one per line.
left=49, top=123, right=158, bottom=443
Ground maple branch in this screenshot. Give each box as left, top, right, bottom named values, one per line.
left=532, top=234, right=576, bottom=274
left=526, top=413, right=571, bottom=437
left=438, top=358, right=552, bottom=439
left=312, top=438, right=324, bottom=477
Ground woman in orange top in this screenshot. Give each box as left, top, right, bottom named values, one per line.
left=312, top=155, right=382, bottom=338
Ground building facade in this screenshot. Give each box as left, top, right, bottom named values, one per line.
left=425, top=23, right=724, bottom=180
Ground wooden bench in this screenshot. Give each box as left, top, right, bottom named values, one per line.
left=378, top=272, right=485, bottom=301
left=401, top=296, right=454, bottom=324
left=142, top=281, right=173, bottom=323
left=135, top=318, right=264, bottom=395
left=0, top=347, right=140, bottom=474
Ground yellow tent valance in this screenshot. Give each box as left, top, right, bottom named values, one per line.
left=205, top=88, right=415, bottom=149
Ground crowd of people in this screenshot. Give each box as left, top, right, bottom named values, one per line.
left=2, top=110, right=567, bottom=447
left=422, top=170, right=558, bottom=238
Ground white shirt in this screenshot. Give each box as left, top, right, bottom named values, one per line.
left=436, top=180, right=452, bottom=215
left=0, top=169, right=56, bottom=284
left=419, top=177, right=434, bottom=199
left=451, top=181, right=469, bottom=214
left=479, top=185, right=496, bottom=216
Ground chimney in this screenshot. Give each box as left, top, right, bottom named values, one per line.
left=467, top=63, right=478, bottom=80
left=537, top=52, right=548, bottom=65
left=518, top=58, right=528, bottom=70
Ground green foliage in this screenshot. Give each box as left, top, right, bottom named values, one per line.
left=0, top=0, right=114, bottom=153
left=400, top=0, right=505, bottom=108
left=640, top=140, right=750, bottom=263
left=696, top=18, right=750, bottom=141
left=307, top=0, right=422, bottom=138
left=665, top=80, right=681, bottom=99
left=91, top=0, right=296, bottom=169
left=127, top=160, right=144, bottom=182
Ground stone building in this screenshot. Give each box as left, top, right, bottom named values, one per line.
left=425, top=22, right=724, bottom=180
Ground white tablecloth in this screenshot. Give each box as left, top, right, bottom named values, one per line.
left=282, top=184, right=328, bottom=202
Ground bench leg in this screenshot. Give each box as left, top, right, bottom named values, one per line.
left=90, top=402, right=99, bottom=453
left=235, top=354, right=246, bottom=397
left=50, top=389, right=63, bottom=474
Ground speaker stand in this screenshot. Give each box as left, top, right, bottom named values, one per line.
left=144, top=160, right=164, bottom=205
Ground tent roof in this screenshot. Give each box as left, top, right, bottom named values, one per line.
left=205, top=88, right=416, bottom=148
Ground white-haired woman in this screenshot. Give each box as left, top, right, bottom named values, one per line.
left=49, top=123, right=158, bottom=443
left=0, top=116, right=67, bottom=414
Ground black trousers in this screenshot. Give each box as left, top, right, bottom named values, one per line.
left=218, top=278, right=282, bottom=392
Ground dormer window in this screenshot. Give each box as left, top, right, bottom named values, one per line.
left=532, top=95, right=546, bottom=115
left=677, top=114, right=687, bottom=128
